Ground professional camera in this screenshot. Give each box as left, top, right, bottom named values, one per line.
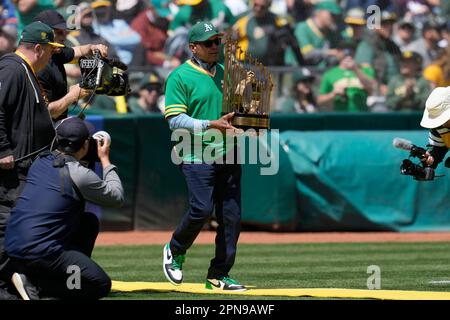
left=82, top=131, right=112, bottom=167
left=400, top=159, right=435, bottom=181
left=393, top=137, right=435, bottom=181
left=79, top=51, right=130, bottom=96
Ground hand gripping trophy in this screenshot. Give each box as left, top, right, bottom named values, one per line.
left=221, top=34, right=274, bottom=132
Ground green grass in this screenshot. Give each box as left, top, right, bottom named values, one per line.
left=93, top=242, right=450, bottom=300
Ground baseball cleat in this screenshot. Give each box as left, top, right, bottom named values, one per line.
left=11, top=273, right=40, bottom=300
left=205, top=276, right=247, bottom=291
left=163, top=243, right=185, bottom=286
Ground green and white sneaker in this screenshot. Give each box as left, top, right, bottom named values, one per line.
left=163, top=243, right=185, bottom=286
left=205, top=276, right=247, bottom=292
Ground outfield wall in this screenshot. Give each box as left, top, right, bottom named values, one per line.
left=87, top=112, right=450, bottom=232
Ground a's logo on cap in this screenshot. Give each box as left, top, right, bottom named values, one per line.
left=41, top=32, right=47, bottom=40
left=149, top=74, right=158, bottom=83
left=204, top=23, right=213, bottom=32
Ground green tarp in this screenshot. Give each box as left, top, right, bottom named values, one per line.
left=240, top=132, right=297, bottom=230
left=102, top=115, right=139, bottom=230
left=280, top=130, right=450, bottom=231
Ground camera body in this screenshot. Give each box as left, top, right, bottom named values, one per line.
left=82, top=131, right=111, bottom=167
left=92, top=131, right=111, bottom=147
left=393, top=138, right=436, bottom=181
left=79, top=52, right=130, bottom=96
left=399, top=144, right=435, bottom=181
left=400, top=159, right=435, bottom=181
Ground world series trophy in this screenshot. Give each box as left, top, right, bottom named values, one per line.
left=222, top=35, right=273, bottom=132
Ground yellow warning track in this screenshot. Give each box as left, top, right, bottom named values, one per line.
left=111, top=281, right=450, bottom=300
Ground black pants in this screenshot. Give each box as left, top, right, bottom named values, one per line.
left=10, top=213, right=111, bottom=300
left=0, top=167, right=27, bottom=290
left=170, top=163, right=242, bottom=279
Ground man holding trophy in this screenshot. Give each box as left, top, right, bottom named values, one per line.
left=163, top=21, right=247, bottom=291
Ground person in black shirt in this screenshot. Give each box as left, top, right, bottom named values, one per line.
left=34, top=10, right=109, bottom=121
left=0, top=22, right=64, bottom=300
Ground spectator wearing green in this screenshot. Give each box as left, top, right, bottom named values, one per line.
left=285, top=0, right=342, bottom=68
left=386, top=51, right=431, bottom=112
left=12, top=0, right=56, bottom=37
left=166, top=0, right=235, bottom=63
left=354, top=11, right=401, bottom=97
left=169, top=0, right=236, bottom=33
left=341, top=7, right=366, bottom=47
left=232, top=0, right=301, bottom=66
left=318, top=42, right=376, bottom=112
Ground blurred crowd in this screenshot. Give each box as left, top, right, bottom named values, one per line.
left=1, top=0, right=449, bottom=114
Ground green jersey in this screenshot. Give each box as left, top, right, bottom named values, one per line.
left=164, top=60, right=227, bottom=163
left=285, top=18, right=339, bottom=67
left=14, top=0, right=56, bottom=36
left=169, top=1, right=235, bottom=31
left=319, top=66, right=375, bottom=112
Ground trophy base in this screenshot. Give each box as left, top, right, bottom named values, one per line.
left=224, top=113, right=270, bottom=131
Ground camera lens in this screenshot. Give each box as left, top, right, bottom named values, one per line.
left=400, top=159, right=434, bottom=180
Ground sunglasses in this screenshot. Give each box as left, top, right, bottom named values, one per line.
left=196, top=38, right=221, bottom=48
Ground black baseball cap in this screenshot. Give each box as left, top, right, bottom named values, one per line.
left=34, top=10, right=68, bottom=30
left=56, top=117, right=91, bottom=153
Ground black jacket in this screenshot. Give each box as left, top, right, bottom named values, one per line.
left=0, top=53, right=55, bottom=168
left=38, top=47, right=75, bottom=122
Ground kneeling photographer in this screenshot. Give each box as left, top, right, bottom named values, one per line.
left=4, top=117, right=124, bottom=300
left=419, top=86, right=450, bottom=171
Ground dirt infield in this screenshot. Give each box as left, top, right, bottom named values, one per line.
left=97, top=231, right=450, bottom=246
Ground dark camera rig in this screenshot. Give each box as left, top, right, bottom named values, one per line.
left=400, top=158, right=435, bottom=181
left=82, top=132, right=110, bottom=168
left=393, top=138, right=435, bottom=181
left=79, top=51, right=130, bottom=96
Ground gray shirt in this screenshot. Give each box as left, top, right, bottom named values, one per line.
left=403, top=38, right=440, bottom=68
left=65, top=155, right=124, bottom=207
